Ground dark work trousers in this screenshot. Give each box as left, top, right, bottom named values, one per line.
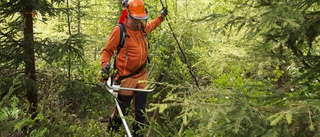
left=110, top=92, right=147, bottom=137
left=109, top=72, right=149, bottom=137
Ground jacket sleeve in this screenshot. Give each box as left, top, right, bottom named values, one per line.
left=145, top=15, right=164, bottom=34
left=101, top=26, right=121, bottom=68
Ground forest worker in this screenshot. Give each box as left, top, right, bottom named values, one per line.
left=100, top=0, right=168, bottom=136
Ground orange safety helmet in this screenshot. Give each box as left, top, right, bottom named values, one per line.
left=124, top=0, right=149, bottom=20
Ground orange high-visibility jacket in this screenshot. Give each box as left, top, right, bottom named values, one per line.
left=101, top=15, right=164, bottom=78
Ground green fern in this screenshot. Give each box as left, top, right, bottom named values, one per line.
left=285, top=112, right=292, bottom=125
left=0, top=96, right=21, bottom=121
left=0, top=107, right=9, bottom=122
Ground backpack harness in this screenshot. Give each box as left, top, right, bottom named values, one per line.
left=113, top=23, right=147, bottom=84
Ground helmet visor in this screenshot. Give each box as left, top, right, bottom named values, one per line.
left=130, top=14, right=148, bottom=20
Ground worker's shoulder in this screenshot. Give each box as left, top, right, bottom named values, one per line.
left=111, top=25, right=121, bottom=32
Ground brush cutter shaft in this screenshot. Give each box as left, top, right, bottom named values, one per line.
left=114, top=98, right=132, bottom=137
left=103, top=73, right=164, bottom=136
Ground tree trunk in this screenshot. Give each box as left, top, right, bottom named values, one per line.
left=67, top=0, right=71, bottom=80
left=23, top=1, right=37, bottom=119
left=77, top=0, right=81, bottom=34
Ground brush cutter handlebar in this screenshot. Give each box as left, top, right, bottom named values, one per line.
left=104, top=73, right=165, bottom=92
left=105, top=83, right=155, bottom=92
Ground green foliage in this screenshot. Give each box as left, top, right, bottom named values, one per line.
left=0, top=68, right=113, bottom=136
left=1, top=0, right=320, bottom=136
left=144, top=0, right=320, bottom=137
left=0, top=96, right=27, bottom=136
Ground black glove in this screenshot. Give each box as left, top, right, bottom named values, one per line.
left=101, top=63, right=110, bottom=79
left=161, top=7, right=168, bottom=18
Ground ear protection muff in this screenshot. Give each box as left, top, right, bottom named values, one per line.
left=122, top=0, right=129, bottom=8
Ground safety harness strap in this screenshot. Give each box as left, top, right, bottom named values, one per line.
left=116, top=62, right=146, bottom=84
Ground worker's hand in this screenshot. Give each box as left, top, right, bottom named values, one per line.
left=101, top=63, right=110, bottom=79
left=161, top=7, right=168, bottom=18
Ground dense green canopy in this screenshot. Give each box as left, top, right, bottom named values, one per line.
left=0, top=0, right=319, bottom=136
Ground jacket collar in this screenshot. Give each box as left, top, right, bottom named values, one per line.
left=124, top=20, right=143, bottom=31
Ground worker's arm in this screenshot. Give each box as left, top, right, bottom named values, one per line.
left=101, top=26, right=121, bottom=68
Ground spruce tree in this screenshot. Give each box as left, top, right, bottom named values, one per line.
left=0, top=0, right=63, bottom=133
